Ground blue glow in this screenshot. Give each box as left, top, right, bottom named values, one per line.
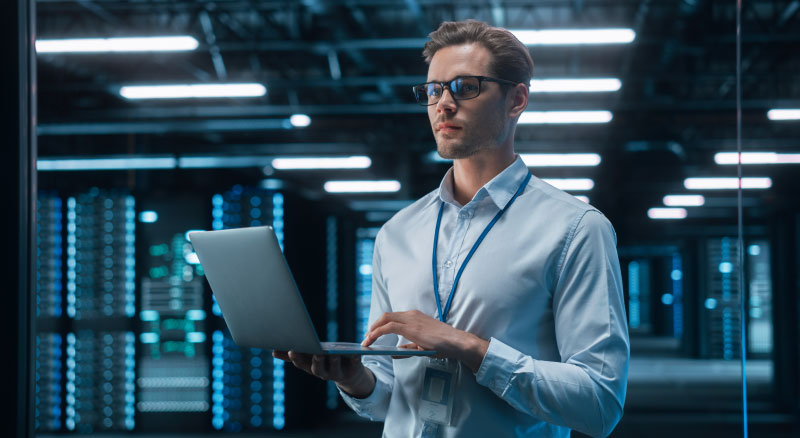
left=186, top=332, right=207, bottom=343
left=671, top=254, right=683, bottom=339
left=186, top=309, right=206, bottom=320
left=718, top=261, right=734, bottom=274
left=139, top=332, right=160, bottom=344
left=705, top=298, right=718, bottom=310
left=748, top=244, right=760, bottom=256
left=661, top=293, right=674, bottom=305
left=185, top=229, right=205, bottom=242
left=140, top=310, right=159, bottom=321
left=138, top=211, right=158, bottom=223
left=628, top=261, right=641, bottom=328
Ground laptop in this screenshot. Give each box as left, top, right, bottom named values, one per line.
left=188, top=226, right=435, bottom=356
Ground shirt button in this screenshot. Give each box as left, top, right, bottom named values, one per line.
left=444, top=260, right=454, bottom=268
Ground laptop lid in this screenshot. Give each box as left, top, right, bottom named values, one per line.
left=189, top=226, right=325, bottom=355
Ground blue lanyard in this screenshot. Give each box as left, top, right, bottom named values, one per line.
left=432, top=171, right=532, bottom=323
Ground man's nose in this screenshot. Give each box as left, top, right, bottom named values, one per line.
left=436, top=87, right=457, bottom=113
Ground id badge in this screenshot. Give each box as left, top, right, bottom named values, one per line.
left=418, top=357, right=458, bottom=426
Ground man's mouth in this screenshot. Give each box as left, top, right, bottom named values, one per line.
left=436, top=122, right=462, bottom=133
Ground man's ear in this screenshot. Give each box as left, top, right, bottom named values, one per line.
left=507, top=83, right=529, bottom=119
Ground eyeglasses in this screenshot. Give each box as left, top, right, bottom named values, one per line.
left=412, top=75, right=519, bottom=106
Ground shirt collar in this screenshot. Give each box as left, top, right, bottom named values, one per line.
left=437, top=155, right=529, bottom=210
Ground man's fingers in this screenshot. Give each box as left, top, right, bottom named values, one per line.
left=272, top=350, right=290, bottom=361
left=288, top=351, right=313, bottom=374
left=362, top=321, right=405, bottom=346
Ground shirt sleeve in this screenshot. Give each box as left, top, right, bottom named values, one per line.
left=338, top=228, right=397, bottom=421
left=475, top=210, right=630, bottom=438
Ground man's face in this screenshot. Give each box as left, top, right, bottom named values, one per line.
left=427, top=43, right=510, bottom=159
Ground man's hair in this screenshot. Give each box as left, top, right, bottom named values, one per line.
left=422, top=20, right=534, bottom=86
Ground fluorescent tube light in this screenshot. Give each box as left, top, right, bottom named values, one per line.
left=178, top=156, right=271, bottom=168
left=767, top=109, right=800, bottom=120
left=542, top=178, right=594, bottom=191
left=520, top=153, right=601, bottom=167
left=684, top=177, right=772, bottom=190
left=714, top=152, right=800, bottom=164
left=272, top=156, right=371, bottom=170
left=648, top=208, right=687, bottom=220
left=519, top=111, right=613, bottom=124
left=36, top=36, right=199, bottom=53
left=574, top=195, right=590, bottom=203
left=511, top=29, right=635, bottom=45
left=119, top=83, right=266, bottom=99
left=663, top=195, right=705, bottom=207
left=289, top=114, right=312, bottom=128
left=530, top=78, right=621, bottom=93
left=37, top=157, right=176, bottom=171
left=324, top=180, right=401, bottom=193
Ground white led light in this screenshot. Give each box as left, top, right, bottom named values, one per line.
left=138, top=211, right=159, bottom=223
left=542, top=178, right=594, bottom=191
left=530, top=78, right=621, bottom=93
left=663, top=195, right=705, bottom=207
left=37, top=157, right=176, bottom=171
left=511, top=29, right=635, bottom=45
left=767, top=109, right=800, bottom=120
left=684, top=177, right=772, bottom=190
left=36, top=36, right=199, bottom=53
left=119, top=83, right=266, bottom=99
left=272, top=156, right=371, bottom=170
left=184, top=252, right=200, bottom=265
left=519, top=111, right=613, bottom=124
left=323, top=180, right=401, bottom=193
left=714, top=152, right=800, bottom=164
left=520, top=153, right=601, bottom=167
left=648, top=208, right=688, bottom=219
left=289, top=114, right=312, bottom=128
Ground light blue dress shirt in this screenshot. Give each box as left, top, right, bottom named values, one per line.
left=339, top=155, right=630, bottom=438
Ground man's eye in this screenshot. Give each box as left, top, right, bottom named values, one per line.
left=426, top=85, right=442, bottom=96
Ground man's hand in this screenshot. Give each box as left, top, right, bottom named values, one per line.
left=272, top=350, right=376, bottom=399
left=361, top=310, right=490, bottom=373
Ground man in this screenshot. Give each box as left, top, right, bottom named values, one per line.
left=274, top=20, right=629, bottom=438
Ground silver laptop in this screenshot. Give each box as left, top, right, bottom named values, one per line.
left=188, top=226, right=434, bottom=356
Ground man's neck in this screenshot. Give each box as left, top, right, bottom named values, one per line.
left=451, top=148, right=516, bottom=206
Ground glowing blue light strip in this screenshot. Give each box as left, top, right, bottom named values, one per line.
left=672, top=254, right=683, bottom=339
left=271, top=192, right=285, bottom=429
left=355, top=236, right=375, bottom=341
left=721, top=238, right=734, bottom=360
left=66, top=198, right=77, bottom=318
left=125, top=196, right=136, bottom=317
left=326, top=217, right=339, bottom=410
left=628, top=261, right=640, bottom=328
left=65, top=333, right=76, bottom=430
left=211, top=331, right=225, bottom=430
left=124, top=332, right=136, bottom=430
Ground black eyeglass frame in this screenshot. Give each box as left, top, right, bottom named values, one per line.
left=412, top=75, right=520, bottom=106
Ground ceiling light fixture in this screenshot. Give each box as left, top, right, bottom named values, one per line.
left=520, top=153, right=601, bottom=167
left=663, top=195, right=705, bottom=207
left=289, top=114, right=312, bottom=128
left=648, top=208, right=687, bottom=219
left=324, top=180, right=401, bottom=193
left=511, top=29, right=636, bottom=45
left=530, top=78, right=621, bottom=93
left=272, top=156, right=371, bottom=170
left=37, top=157, right=176, bottom=171
left=542, top=178, right=595, bottom=191
left=683, top=177, right=772, bottom=190
left=119, top=83, right=266, bottom=99
left=767, top=109, right=800, bottom=120
left=714, top=152, right=800, bottom=164
left=36, top=36, right=199, bottom=53
left=519, top=111, right=613, bottom=124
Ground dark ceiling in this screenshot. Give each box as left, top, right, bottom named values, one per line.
left=34, top=0, right=800, bottom=240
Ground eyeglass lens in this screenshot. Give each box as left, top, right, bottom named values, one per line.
left=416, top=77, right=480, bottom=104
